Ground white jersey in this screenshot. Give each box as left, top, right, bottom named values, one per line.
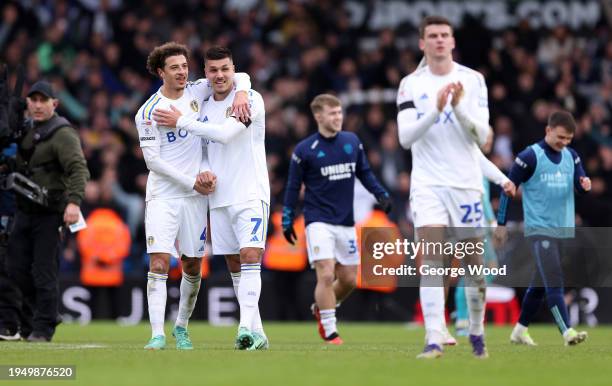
left=397, top=62, right=489, bottom=192
left=201, top=89, right=270, bottom=209
left=135, top=81, right=212, bottom=201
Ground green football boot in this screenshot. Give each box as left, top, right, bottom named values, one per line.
left=247, top=331, right=269, bottom=351
left=172, top=326, right=194, bottom=350
left=144, top=335, right=166, bottom=350
left=234, top=327, right=254, bottom=350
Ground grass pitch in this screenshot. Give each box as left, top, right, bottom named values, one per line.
left=0, top=322, right=610, bottom=386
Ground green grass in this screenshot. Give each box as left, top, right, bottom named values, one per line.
left=0, top=322, right=610, bottom=386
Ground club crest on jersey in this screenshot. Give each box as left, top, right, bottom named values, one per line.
left=225, top=107, right=232, bottom=118
left=144, top=127, right=152, bottom=135
left=147, top=236, right=155, bottom=246
left=343, top=144, right=353, bottom=154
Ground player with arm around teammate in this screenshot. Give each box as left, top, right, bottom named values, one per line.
left=135, top=42, right=250, bottom=350
left=154, top=46, right=270, bottom=350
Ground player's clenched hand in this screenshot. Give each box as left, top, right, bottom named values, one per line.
left=436, top=84, right=453, bottom=112
left=231, top=90, right=251, bottom=123
left=450, top=81, right=464, bottom=107
left=502, top=180, right=516, bottom=198
left=580, top=176, right=591, bottom=192
left=152, top=105, right=182, bottom=128
left=194, top=171, right=216, bottom=195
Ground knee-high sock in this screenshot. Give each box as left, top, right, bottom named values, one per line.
left=175, top=272, right=201, bottom=328
left=546, top=287, right=570, bottom=334
left=465, top=283, right=486, bottom=336
left=147, top=272, right=168, bottom=337
left=238, top=264, right=261, bottom=329
left=420, top=286, right=445, bottom=345
left=231, top=272, right=265, bottom=335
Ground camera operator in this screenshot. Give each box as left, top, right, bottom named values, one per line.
left=7, top=80, right=89, bottom=342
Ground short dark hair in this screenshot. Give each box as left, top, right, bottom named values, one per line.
left=419, top=15, right=453, bottom=38
left=548, top=110, right=577, bottom=133
left=146, top=42, right=189, bottom=77
left=205, top=46, right=233, bottom=62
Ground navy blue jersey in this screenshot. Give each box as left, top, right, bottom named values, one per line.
left=284, top=131, right=387, bottom=226
left=497, top=140, right=586, bottom=225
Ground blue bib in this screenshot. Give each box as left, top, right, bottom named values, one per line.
left=522, top=144, right=575, bottom=238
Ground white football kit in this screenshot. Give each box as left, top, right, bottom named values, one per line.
left=396, top=62, right=506, bottom=229
left=135, top=82, right=210, bottom=257
left=195, top=89, right=270, bottom=254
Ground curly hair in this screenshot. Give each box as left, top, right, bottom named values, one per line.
left=146, top=42, right=190, bottom=77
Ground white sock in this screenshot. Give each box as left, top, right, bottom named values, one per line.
left=231, top=271, right=265, bottom=336
left=319, top=309, right=337, bottom=337
left=238, top=264, right=261, bottom=329
left=147, top=272, right=168, bottom=337
left=419, top=286, right=445, bottom=345
left=175, top=272, right=201, bottom=328
left=466, top=286, right=486, bottom=336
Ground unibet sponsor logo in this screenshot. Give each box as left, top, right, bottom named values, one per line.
left=540, top=171, right=569, bottom=188
left=320, top=162, right=356, bottom=181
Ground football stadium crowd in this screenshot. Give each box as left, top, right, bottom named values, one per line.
left=0, top=0, right=610, bottom=277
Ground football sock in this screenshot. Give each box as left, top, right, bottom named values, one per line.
left=546, top=287, right=570, bottom=334
left=147, top=272, right=168, bottom=337
left=319, top=309, right=337, bottom=337
left=518, top=286, right=545, bottom=327
left=231, top=271, right=265, bottom=336
left=175, top=272, right=201, bottom=328
left=419, top=286, right=445, bottom=345
left=238, top=264, right=261, bottom=330
left=466, top=285, right=486, bottom=336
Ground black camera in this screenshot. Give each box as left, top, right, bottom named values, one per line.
left=0, top=65, right=47, bottom=206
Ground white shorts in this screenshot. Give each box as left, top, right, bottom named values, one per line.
left=410, top=186, right=484, bottom=238
left=145, top=195, right=208, bottom=257
left=305, top=222, right=359, bottom=267
left=210, top=200, right=269, bottom=255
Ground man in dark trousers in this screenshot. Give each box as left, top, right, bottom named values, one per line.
left=7, top=80, right=89, bottom=342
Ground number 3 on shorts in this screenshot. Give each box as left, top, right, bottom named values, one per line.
left=348, top=239, right=357, bottom=254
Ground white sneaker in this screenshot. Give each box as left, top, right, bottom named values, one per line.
left=510, top=326, right=537, bottom=346
left=0, top=329, right=21, bottom=341
left=563, top=328, right=587, bottom=346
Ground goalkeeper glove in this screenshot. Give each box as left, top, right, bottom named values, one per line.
left=282, top=207, right=297, bottom=245
left=376, top=192, right=393, bottom=214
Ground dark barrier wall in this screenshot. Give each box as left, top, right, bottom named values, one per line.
left=58, top=272, right=611, bottom=325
